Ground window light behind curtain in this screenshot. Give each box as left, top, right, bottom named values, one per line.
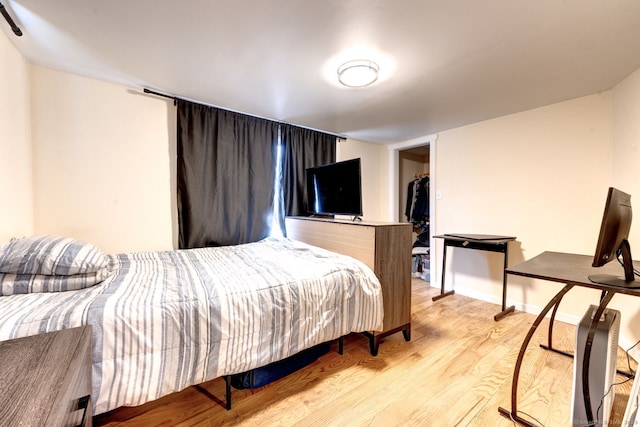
left=278, top=124, right=336, bottom=235
left=176, top=99, right=336, bottom=248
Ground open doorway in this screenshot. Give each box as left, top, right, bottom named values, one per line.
left=387, top=134, right=438, bottom=287
left=400, top=146, right=430, bottom=281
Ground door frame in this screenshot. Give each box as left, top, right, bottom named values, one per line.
left=387, top=133, right=439, bottom=287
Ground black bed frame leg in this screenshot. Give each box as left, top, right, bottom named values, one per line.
left=369, top=335, right=380, bottom=356
left=338, top=336, right=344, bottom=355
left=224, top=375, right=232, bottom=410
left=402, top=323, right=411, bottom=341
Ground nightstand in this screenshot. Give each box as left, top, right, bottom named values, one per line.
left=0, top=326, right=92, bottom=426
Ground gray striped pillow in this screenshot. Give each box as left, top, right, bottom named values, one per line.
left=0, top=268, right=112, bottom=296
left=0, top=235, right=107, bottom=276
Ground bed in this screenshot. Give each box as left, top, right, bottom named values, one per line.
left=0, top=235, right=383, bottom=415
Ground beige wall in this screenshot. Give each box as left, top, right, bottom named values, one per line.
left=0, top=29, right=33, bottom=241
left=427, top=89, right=640, bottom=354
left=30, top=67, right=176, bottom=253
left=436, top=93, right=612, bottom=256
left=613, top=66, right=640, bottom=230
left=611, top=67, right=640, bottom=353
left=419, top=78, right=640, bottom=354
left=433, top=92, right=613, bottom=315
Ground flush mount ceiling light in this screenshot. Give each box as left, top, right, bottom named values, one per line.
left=337, top=60, right=380, bottom=87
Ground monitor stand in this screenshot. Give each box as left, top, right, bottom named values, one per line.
left=588, top=274, right=640, bottom=288
left=590, top=241, right=637, bottom=287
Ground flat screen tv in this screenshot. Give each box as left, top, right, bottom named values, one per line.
left=306, top=158, right=363, bottom=219
left=588, top=187, right=638, bottom=287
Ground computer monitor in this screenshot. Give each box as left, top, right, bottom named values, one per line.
left=588, top=187, right=637, bottom=287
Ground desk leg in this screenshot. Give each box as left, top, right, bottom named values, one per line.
left=433, top=242, right=455, bottom=301
left=539, top=292, right=634, bottom=380
left=539, top=296, right=573, bottom=358
left=498, top=284, right=574, bottom=426
left=580, top=291, right=615, bottom=427
left=494, top=242, right=516, bottom=321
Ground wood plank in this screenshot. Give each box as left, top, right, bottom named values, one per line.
left=94, top=279, right=637, bottom=426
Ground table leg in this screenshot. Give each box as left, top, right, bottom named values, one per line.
left=581, top=291, right=616, bottom=427
left=539, top=290, right=634, bottom=380
left=433, top=241, right=455, bottom=301
left=494, top=242, right=515, bottom=321
left=538, top=296, right=573, bottom=357
left=498, top=284, right=574, bottom=426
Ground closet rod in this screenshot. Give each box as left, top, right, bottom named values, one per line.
left=0, top=2, right=22, bottom=36
left=141, top=87, right=347, bottom=141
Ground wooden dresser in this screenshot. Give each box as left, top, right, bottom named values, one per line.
left=285, top=216, right=412, bottom=355
left=0, top=326, right=93, bottom=426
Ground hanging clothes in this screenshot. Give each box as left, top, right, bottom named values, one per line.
left=406, top=175, right=430, bottom=248
left=405, top=175, right=429, bottom=227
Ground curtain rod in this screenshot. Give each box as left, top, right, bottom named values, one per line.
left=0, top=2, right=22, bottom=36
left=143, top=88, right=176, bottom=104
left=142, top=87, right=347, bottom=141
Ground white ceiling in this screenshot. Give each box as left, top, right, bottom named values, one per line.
left=3, top=1, right=640, bottom=144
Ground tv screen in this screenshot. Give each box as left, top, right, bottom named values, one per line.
left=588, top=187, right=637, bottom=287
left=306, top=158, right=363, bottom=217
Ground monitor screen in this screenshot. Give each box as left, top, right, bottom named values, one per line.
left=306, top=158, right=363, bottom=217
left=588, top=187, right=637, bottom=287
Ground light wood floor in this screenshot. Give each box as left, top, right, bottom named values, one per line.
left=94, top=278, right=637, bottom=426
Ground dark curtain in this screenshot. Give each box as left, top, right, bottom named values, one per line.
left=177, top=100, right=279, bottom=248
left=280, top=124, right=336, bottom=227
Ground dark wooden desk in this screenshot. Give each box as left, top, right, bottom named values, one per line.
left=433, top=234, right=517, bottom=321
left=498, top=251, right=640, bottom=427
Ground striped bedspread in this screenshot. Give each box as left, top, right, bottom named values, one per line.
left=0, top=237, right=383, bottom=415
